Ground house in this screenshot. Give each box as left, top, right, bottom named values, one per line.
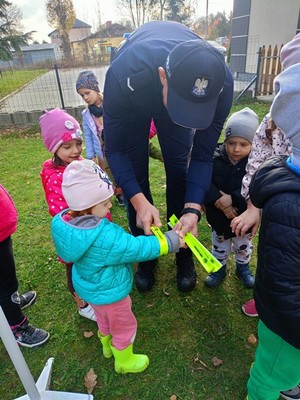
left=48, top=18, right=92, bottom=53
left=71, top=21, right=129, bottom=64
left=11, top=43, right=61, bottom=66
left=230, top=0, right=300, bottom=77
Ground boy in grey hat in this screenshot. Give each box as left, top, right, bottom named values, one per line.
left=204, top=107, right=259, bottom=288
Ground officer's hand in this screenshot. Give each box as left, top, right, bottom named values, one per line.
left=178, top=213, right=199, bottom=238
left=131, top=193, right=162, bottom=235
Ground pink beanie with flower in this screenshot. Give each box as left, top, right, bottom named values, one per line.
left=39, top=108, right=83, bottom=154
left=62, top=159, right=114, bottom=211
left=280, top=33, right=300, bottom=70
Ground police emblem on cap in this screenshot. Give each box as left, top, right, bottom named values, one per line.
left=65, top=120, right=74, bottom=130
left=192, top=77, right=209, bottom=97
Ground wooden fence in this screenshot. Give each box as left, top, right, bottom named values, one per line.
left=256, top=44, right=283, bottom=96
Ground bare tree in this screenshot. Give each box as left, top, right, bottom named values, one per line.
left=116, top=0, right=153, bottom=29
left=2, top=2, right=23, bottom=35
left=46, top=0, right=76, bottom=59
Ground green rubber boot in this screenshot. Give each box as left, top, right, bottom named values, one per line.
left=97, top=331, right=112, bottom=358
left=109, top=341, right=149, bottom=374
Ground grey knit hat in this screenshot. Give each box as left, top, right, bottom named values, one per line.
left=76, top=70, right=100, bottom=92
left=225, top=107, right=259, bottom=144
left=270, top=63, right=300, bottom=166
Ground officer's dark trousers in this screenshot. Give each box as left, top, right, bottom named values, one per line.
left=0, top=236, right=24, bottom=325
left=125, top=116, right=194, bottom=236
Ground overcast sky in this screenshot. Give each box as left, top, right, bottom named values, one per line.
left=17, top=0, right=233, bottom=43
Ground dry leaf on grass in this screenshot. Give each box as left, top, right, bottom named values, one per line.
left=191, top=353, right=212, bottom=371
left=212, top=356, right=223, bottom=367
left=247, top=333, right=258, bottom=345
left=163, top=288, right=170, bottom=296
left=170, top=395, right=177, bottom=400
left=84, top=331, right=94, bottom=338
left=84, top=368, right=97, bottom=394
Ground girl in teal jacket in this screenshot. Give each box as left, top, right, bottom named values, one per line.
left=51, top=159, right=183, bottom=374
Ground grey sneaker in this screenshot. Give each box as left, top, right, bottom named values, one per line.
left=281, top=385, right=300, bottom=400
left=12, top=318, right=50, bottom=348
left=18, top=291, right=37, bottom=309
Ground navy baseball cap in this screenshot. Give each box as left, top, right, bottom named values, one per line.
left=165, top=39, right=226, bottom=130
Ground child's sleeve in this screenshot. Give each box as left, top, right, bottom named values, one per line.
left=44, top=172, right=68, bottom=217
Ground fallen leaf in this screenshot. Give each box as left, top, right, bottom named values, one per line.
left=163, top=288, right=170, bottom=296
left=247, top=333, right=258, bottom=345
left=212, top=356, right=223, bottom=367
left=170, top=395, right=177, bottom=400
left=84, top=331, right=94, bottom=338
left=84, top=368, right=97, bottom=394
left=191, top=353, right=212, bottom=371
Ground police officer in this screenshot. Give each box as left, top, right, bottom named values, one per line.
left=103, top=20, right=233, bottom=292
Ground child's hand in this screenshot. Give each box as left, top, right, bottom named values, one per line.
left=215, top=191, right=232, bottom=210
left=223, top=206, right=238, bottom=219
left=178, top=235, right=186, bottom=248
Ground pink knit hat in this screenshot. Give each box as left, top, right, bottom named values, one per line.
left=280, top=33, right=300, bottom=70
left=39, top=108, right=83, bottom=154
left=62, top=159, right=114, bottom=211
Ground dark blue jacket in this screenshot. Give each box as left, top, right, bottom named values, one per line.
left=204, top=143, right=248, bottom=238
left=250, top=156, right=300, bottom=349
left=103, top=21, right=233, bottom=204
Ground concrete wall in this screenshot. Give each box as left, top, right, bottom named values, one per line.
left=0, top=106, right=85, bottom=127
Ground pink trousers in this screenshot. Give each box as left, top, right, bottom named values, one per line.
left=91, top=296, right=137, bottom=350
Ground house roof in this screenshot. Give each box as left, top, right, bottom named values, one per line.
left=88, top=23, right=128, bottom=39
left=17, top=43, right=59, bottom=52
left=48, top=18, right=91, bottom=36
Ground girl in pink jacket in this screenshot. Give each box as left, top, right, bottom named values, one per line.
left=39, top=108, right=112, bottom=322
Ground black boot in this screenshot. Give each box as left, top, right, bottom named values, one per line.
left=176, top=248, right=197, bottom=292
left=135, top=260, right=157, bottom=292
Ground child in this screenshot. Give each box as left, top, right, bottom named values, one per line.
left=0, top=184, right=49, bottom=348
left=51, top=159, right=184, bottom=374
left=203, top=108, right=259, bottom=288
left=231, top=34, right=300, bottom=319
left=246, top=62, right=300, bottom=400
left=39, top=108, right=97, bottom=321
left=76, top=70, right=125, bottom=206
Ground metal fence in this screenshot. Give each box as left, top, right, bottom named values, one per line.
left=0, top=64, right=108, bottom=126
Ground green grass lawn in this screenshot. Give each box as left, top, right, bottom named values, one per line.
left=0, top=100, right=270, bottom=400
left=0, top=69, right=47, bottom=99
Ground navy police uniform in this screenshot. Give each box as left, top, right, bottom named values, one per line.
left=103, top=21, right=233, bottom=235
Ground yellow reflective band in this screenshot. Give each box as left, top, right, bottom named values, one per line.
left=150, top=226, right=169, bottom=256
left=168, top=214, right=222, bottom=273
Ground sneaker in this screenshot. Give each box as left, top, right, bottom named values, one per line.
left=18, top=291, right=37, bottom=309
left=176, top=249, right=197, bottom=292
left=281, top=385, right=300, bottom=400
left=12, top=318, right=50, bottom=348
left=242, top=299, right=258, bottom=317
left=78, top=304, right=97, bottom=321
left=204, top=265, right=226, bottom=288
left=116, top=194, right=125, bottom=206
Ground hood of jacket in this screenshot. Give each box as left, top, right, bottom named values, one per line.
left=52, top=212, right=103, bottom=263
